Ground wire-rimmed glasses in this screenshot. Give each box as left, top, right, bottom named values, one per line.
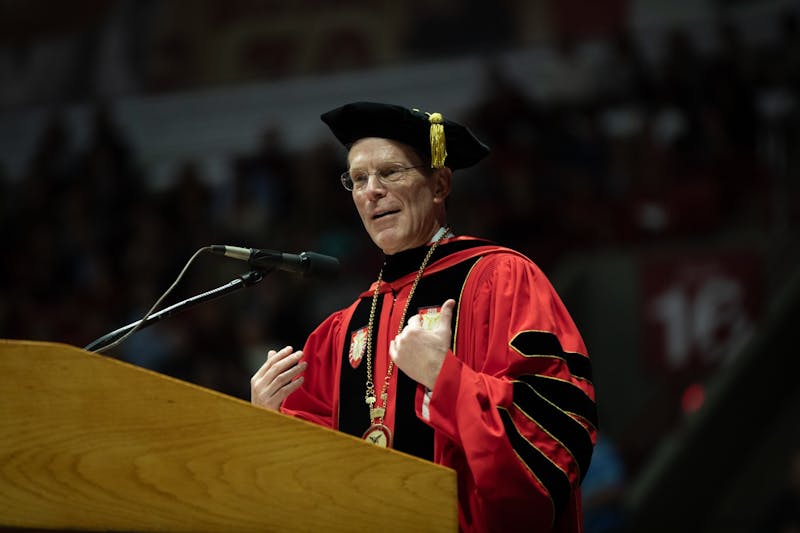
left=340, top=164, right=428, bottom=191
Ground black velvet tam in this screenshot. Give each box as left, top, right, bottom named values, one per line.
left=321, top=101, right=490, bottom=170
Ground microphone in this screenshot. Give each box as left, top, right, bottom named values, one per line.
left=210, top=245, right=340, bottom=280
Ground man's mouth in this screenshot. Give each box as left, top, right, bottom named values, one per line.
left=372, top=209, right=400, bottom=220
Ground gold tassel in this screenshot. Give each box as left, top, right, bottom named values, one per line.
left=427, top=112, right=447, bottom=168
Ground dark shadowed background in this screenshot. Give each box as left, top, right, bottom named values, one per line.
left=1, top=1, right=799, bottom=531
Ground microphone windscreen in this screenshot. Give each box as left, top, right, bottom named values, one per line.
left=302, top=252, right=340, bottom=280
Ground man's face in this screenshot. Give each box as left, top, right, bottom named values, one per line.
left=347, top=138, right=449, bottom=255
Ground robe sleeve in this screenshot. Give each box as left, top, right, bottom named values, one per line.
left=423, top=252, right=597, bottom=531
left=279, top=310, right=344, bottom=429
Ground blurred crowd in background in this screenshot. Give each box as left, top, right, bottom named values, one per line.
left=1, top=2, right=799, bottom=531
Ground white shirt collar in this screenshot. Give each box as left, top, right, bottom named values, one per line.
left=429, top=226, right=454, bottom=243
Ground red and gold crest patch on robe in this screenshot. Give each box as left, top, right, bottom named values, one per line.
left=348, top=326, right=369, bottom=368
left=418, top=306, right=443, bottom=330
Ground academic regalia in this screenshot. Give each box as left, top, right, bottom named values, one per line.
left=282, top=236, right=597, bottom=532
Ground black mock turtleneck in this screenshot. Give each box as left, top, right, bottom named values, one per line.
left=380, top=238, right=492, bottom=282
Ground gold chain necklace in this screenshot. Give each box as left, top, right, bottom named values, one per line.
left=362, top=227, right=450, bottom=447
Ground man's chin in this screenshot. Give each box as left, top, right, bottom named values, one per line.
left=371, top=229, right=404, bottom=255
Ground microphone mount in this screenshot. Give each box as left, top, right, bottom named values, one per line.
left=85, top=269, right=265, bottom=353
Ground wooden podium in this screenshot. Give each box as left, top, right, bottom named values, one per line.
left=0, top=340, right=457, bottom=532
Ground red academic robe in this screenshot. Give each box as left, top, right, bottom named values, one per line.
left=281, top=236, right=597, bottom=532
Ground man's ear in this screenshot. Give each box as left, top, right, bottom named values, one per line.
left=433, top=167, right=452, bottom=204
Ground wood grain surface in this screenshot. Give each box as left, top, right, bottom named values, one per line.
left=0, top=340, right=456, bottom=532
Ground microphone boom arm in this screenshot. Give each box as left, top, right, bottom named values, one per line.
left=84, top=269, right=266, bottom=353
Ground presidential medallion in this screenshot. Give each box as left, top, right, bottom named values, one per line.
left=362, top=424, right=392, bottom=448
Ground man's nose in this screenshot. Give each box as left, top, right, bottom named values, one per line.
left=363, top=174, right=387, bottom=196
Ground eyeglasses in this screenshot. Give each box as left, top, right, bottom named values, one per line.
left=340, top=164, right=428, bottom=191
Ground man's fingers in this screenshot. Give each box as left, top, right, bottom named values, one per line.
left=270, top=376, right=305, bottom=405
left=275, top=360, right=307, bottom=387
left=253, top=346, right=292, bottom=379
left=269, top=350, right=304, bottom=376
left=270, top=346, right=295, bottom=363
left=255, top=346, right=301, bottom=379
left=264, top=365, right=305, bottom=402
left=254, top=356, right=305, bottom=391
left=252, top=358, right=307, bottom=409
left=438, top=299, right=456, bottom=326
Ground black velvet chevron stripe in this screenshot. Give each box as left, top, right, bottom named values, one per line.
left=498, top=407, right=569, bottom=519
left=338, top=297, right=374, bottom=438
left=509, top=331, right=593, bottom=382
left=511, top=381, right=594, bottom=482
left=517, top=374, right=599, bottom=430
